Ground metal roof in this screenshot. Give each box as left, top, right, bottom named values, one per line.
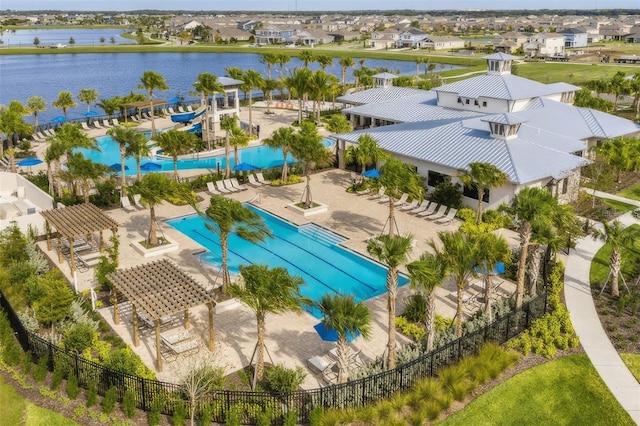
left=481, top=113, right=528, bottom=125
left=482, top=52, right=519, bottom=60
left=337, top=86, right=426, bottom=105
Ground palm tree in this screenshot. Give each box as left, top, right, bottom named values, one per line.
left=309, top=70, right=333, bottom=126
left=229, top=264, right=307, bottom=384
left=593, top=220, right=639, bottom=297
left=263, top=126, right=296, bottom=182
left=202, top=196, right=272, bottom=294
left=338, top=57, right=355, bottom=91
left=262, top=79, right=279, bottom=115
left=155, top=129, right=198, bottom=181
left=507, top=187, right=556, bottom=309
left=344, top=134, right=388, bottom=173
left=298, top=50, right=315, bottom=68
left=316, top=294, right=371, bottom=383
left=107, top=126, right=138, bottom=193
left=44, top=139, right=66, bottom=196
left=220, top=115, right=237, bottom=178
left=46, top=123, right=97, bottom=196
left=261, top=52, right=279, bottom=80
left=378, top=158, right=424, bottom=237
left=289, top=122, right=332, bottom=209
left=457, top=162, right=508, bottom=224
left=242, top=69, right=264, bottom=137
left=130, top=173, right=195, bottom=247
left=594, top=138, right=633, bottom=183
left=27, top=96, right=47, bottom=130
left=284, top=67, right=313, bottom=124
left=228, top=125, right=250, bottom=166
left=63, top=152, right=111, bottom=203
left=316, top=54, right=333, bottom=71
left=473, top=232, right=510, bottom=321
left=96, top=97, right=120, bottom=118
left=193, top=72, right=224, bottom=150
left=0, top=101, right=32, bottom=165
left=138, top=71, right=169, bottom=137
left=52, top=91, right=77, bottom=117
left=125, top=131, right=151, bottom=181
left=430, top=231, right=478, bottom=337
left=276, top=54, right=291, bottom=100
left=367, top=233, right=413, bottom=369
left=407, top=252, right=447, bottom=352
left=77, top=88, right=99, bottom=113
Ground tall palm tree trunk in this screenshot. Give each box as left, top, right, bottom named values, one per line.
left=387, top=200, right=397, bottom=237
left=611, top=249, right=621, bottom=297
left=304, top=173, right=312, bottom=208
left=281, top=148, right=289, bottom=182
left=483, top=274, right=493, bottom=321
left=425, top=291, right=436, bottom=352
left=225, top=134, right=231, bottom=178
left=528, top=244, right=541, bottom=297
left=248, top=94, right=254, bottom=137
left=173, top=158, right=179, bottom=181
left=255, top=314, right=266, bottom=382
left=516, top=223, right=532, bottom=309
left=456, top=284, right=464, bottom=337
left=336, top=337, right=349, bottom=384
left=476, top=188, right=485, bottom=224
left=136, top=159, right=142, bottom=182
left=386, top=274, right=398, bottom=370
left=297, top=98, right=303, bottom=125
left=149, top=99, right=157, bottom=137
left=47, top=165, right=55, bottom=196
left=221, top=234, right=230, bottom=293
left=148, top=206, right=159, bottom=246
left=119, top=148, right=127, bottom=195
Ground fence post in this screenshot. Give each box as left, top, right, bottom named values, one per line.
left=505, top=311, right=511, bottom=342
left=47, top=341, right=54, bottom=371
left=141, top=377, right=147, bottom=411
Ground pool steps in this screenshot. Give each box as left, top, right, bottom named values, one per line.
left=298, top=223, right=346, bottom=247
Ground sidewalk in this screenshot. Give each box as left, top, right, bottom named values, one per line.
left=565, top=208, right=640, bottom=424
left=589, top=188, right=640, bottom=208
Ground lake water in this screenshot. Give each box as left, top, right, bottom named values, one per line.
left=0, top=49, right=463, bottom=125
left=0, top=28, right=136, bottom=47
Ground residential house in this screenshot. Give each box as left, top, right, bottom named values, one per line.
left=625, top=25, right=640, bottom=43
left=368, top=29, right=400, bottom=49
left=558, top=27, right=589, bottom=48
left=328, top=30, right=360, bottom=43
left=237, top=20, right=260, bottom=31
left=214, top=28, right=252, bottom=42
left=396, top=28, right=428, bottom=48
left=416, top=35, right=465, bottom=50
left=255, top=24, right=295, bottom=44
left=294, top=28, right=334, bottom=46
left=523, top=33, right=565, bottom=57
left=492, top=31, right=528, bottom=53
left=600, top=24, right=633, bottom=40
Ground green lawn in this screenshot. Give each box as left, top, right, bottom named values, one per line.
left=515, top=62, right=633, bottom=84
left=603, top=199, right=638, bottom=214
left=0, top=376, right=78, bottom=425
left=590, top=224, right=640, bottom=287
left=620, top=354, right=640, bottom=383
left=440, top=355, right=634, bottom=426
left=618, top=183, right=640, bottom=202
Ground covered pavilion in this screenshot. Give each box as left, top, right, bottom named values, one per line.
left=40, top=203, right=119, bottom=275
left=122, top=99, right=167, bottom=122
left=107, top=259, right=216, bottom=372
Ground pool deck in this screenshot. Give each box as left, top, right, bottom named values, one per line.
left=34, top=108, right=518, bottom=388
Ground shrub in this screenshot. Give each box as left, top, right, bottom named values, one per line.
left=264, top=364, right=306, bottom=393
left=428, top=181, right=462, bottom=209
left=395, top=316, right=426, bottom=341
left=172, top=400, right=188, bottom=426
left=50, top=361, right=66, bottom=390
left=63, top=322, right=96, bottom=354
left=199, top=403, right=214, bottom=426
left=102, top=386, right=118, bottom=414
left=402, top=293, right=426, bottom=323
left=121, top=388, right=137, bottom=419
left=86, top=380, right=98, bottom=407
left=103, top=346, right=156, bottom=379
left=66, top=374, right=80, bottom=399
left=148, top=395, right=164, bottom=426
left=32, top=355, right=48, bottom=382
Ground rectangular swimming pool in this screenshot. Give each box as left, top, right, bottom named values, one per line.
left=167, top=205, right=408, bottom=317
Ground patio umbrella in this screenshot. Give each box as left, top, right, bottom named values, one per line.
left=474, top=262, right=506, bottom=276
left=85, top=110, right=99, bottom=117
left=51, top=116, right=68, bottom=124
left=232, top=162, right=258, bottom=172
left=141, top=162, right=162, bottom=171
left=168, top=96, right=182, bottom=103
left=362, top=169, right=380, bottom=178
left=17, top=157, right=43, bottom=167
left=314, top=322, right=359, bottom=343
left=109, top=163, right=129, bottom=172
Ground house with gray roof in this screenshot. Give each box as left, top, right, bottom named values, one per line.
left=331, top=53, right=640, bottom=211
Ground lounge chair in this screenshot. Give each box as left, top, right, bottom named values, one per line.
left=416, top=203, right=439, bottom=217
left=247, top=174, right=263, bottom=187
left=76, top=251, right=102, bottom=268
left=230, top=178, right=248, bottom=191
left=214, top=181, right=232, bottom=194
left=206, top=181, right=222, bottom=195
left=393, top=193, right=409, bottom=207
left=425, top=205, right=448, bottom=220
left=167, top=107, right=176, bottom=114
left=177, top=106, right=186, bottom=113
left=255, top=172, right=269, bottom=185
left=409, top=200, right=430, bottom=214
left=120, top=196, right=136, bottom=213
left=400, top=199, right=419, bottom=211
left=92, top=121, right=103, bottom=129
left=161, top=336, right=200, bottom=356
left=222, top=179, right=240, bottom=192
left=355, top=187, right=371, bottom=196
left=45, top=129, right=56, bottom=137
left=111, top=118, right=120, bottom=126
left=368, top=187, right=385, bottom=200
left=307, top=355, right=337, bottom=382
left=434, top=208, right=458, bottom=224
left=34, top=131, right=47, bottom=141
left=81, top=122, right=91, bottom=131
left=132, top=194, right=145, bottom=210
left=378, top=192, right=392, bottom=204
left=130, top=115, right=139, bottom=123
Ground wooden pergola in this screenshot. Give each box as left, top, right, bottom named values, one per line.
left=123, top=99, right=167, bottom=122
left=107, top=259, right=216, bottom=372
left=41, top=203, right=119, bottom=275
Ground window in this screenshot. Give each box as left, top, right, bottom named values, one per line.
left=427, top=170, right=448, bottom=188
left=474, top=100, right=479, bottom=106
left=462, top=184, right=490, bottom=202
left=482, top=101, right=487, bottom=107
left=562, top=178, right=569, bottom=194
left=457, top=97, right=462, bottom=103
left=465, top=99, right=470, bottom=105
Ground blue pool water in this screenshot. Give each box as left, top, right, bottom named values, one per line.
left=167, top=206, right=408, bottom=317
left=78, top=135, right=335, bottom=175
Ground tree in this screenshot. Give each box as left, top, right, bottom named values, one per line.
left=594, top=138, right=633, bottom=183
left=407, top=252, right=447, bottom=352
left=155, top=130, right=197, bottom=181
left=52, top=91, right=77, bottom=117
left=31, top=271, right=74, bottom=330
left=430, top=231, right=478, bottom=337
left=181, top=360, right=224, bottom=426
left=110, top=36, right=116, bottom=44
left=457, top=162, right=508, bottom=224
left=284, top=67, right=312, bottom=124
left=45, top=139, right=66, bottom=196
left=263, top=126, right=296, bottom=182
left=69, top=36, right=76, bottom=45
left=228, top=124, right=250, bottom=166
left=62, top=152, right=111, bottom=203
left=107, top=126, right=137, bottom=193
left=0, top=101, right=33, bottom=164
left=298, top=50, right=315, bottom=68
left=316, top=54, right=333, bottom=70
left=96, top=97, right=120, bottom=117
left=229, top=264, right=307, bottom=384
left=289, top=122, right=332, bottom=209
left=276, top=54, right=291, bottom=100
left=124, top=130, right=150, bottom=181
left=77, top=88, right=99, bottom=113
left=308, top=70, right=333, bottom=126
left=609, top=71, right=626, bottom=108
left=130, top=173, right=195, bottom=247
left=367, top=233, right=413, bottom=369
left=202, top=196, right=272, bottom=294
left=46, top=123, right=97, bottom=196
left=377, top=158, right=424, bottom=237
left=338, top=57, right=355, bottom=90
left=193, top=72, right=224, bottom=150
left=324, top=114, right=352, bottom=134
left=242, top=69, right=264, bottom=137
left=220, top=115, right=237, bottom=178
left=27, top=96, right=47, bottom=130
left=473, top=232, right=510, bottom=320
left=262, top=78, right=279, bottom=115
left=138, top=70, right=168, bottom=137
left=316, top=294, right=371, bottom=383
left=592, top=220, right=639, bottom=297
left=261, top=52, right=279, bottom=80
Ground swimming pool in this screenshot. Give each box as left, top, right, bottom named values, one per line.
left=78, top=134, right=335, bottom=175
left=167, top=205, right=408, bottom=317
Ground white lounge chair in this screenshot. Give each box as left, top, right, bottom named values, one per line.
left=307, top=355, right=337, bottom=383
left=247, top=174, right=263, bottom=187
left=255, top=172, right=269, bottom=185
left=132, top=193, right=145, bottom=210
left=167, top=107, right=176, bottom=114
left=45, top=129, right=56, bottom=137
left=230, top=178, right=248, bottom=191
left=435, top=208, right=458, bottom=225
left=355, top=187, right=371, bottom=195
left=416, top=203, right=439, bottom=217
left=409, top=200, right=430, bottom=214
left=221, top=179, right=239, bottom=192
left=400, top=199, right=419, bottom=211
left=368, top=187, right=385, bottom=200
left=206, top=181, right=222, bottom=195
left=81, top=122, right=91, bottom=131
left=92, top=121, right=103, bottom=129
left=214, top=181, right=232, bottom=194
left=425, top=205, right=448, bottom=220
left=177, top=106, right=186, bottom=113
left=120, top=196, right=136, bottom=213
left=100, top=119, right=112, bottom=128
left=393, top=193, right=409, bottom=207
left=112, top=118, right=120, bottom=126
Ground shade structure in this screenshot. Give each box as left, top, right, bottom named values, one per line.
left=168, top=96, right=182, bottom=103
left=314, top=322, right=359, bottom=343
left=51, top=116, right=68, bottom=124
left=109, top=163, right=129, bottom=172
left=141, top=162, right=162, bottom=171
left=232, top=162, right=258, bottom=172
left=362, top=169, right=380, bottom=178
left=17, top=157, right=43, bottom=167
left=85, top=110, right=99, bottom=117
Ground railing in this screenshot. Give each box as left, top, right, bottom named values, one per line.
left=0, top=289, right=546, bottom=424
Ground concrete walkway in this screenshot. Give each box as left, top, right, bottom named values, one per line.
left=589, top=189, right=640, bottom=208
left=565, top=205, right=640, bottom=423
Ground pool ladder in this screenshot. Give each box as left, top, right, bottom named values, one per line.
left=298, top=223, right=346, bottom=247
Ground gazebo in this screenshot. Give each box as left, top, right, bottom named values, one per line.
left=122, top=99, right=167, bottom=122
left=41, top=203, right=119, bottom=275
left=107, top=259, right=216, bottom=372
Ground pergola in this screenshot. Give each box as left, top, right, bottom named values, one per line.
left=122, top=99, right=167, bottom=122
left=41, top=203, right=119, bottom=275
left=107, top=259, right=216, bottom=372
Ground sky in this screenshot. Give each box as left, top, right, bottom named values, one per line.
left=3, top=0, right=640, bottom=12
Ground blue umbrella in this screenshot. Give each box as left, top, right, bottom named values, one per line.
left=17, top=157, right=43, bottom=167
left=109, top=163, right=129, bottom=172
left=232, top=162, right=258, bottom=172
left=169, top=96, right=182, bottom=103
left=51, top=116, right=68, bottom=124
left=362, top=169, right=380, bottom=178
left=141, top=162, right=162, bottom=171
left=474, top=262, right=506, bottom=276
left=85, top=110, right=99, bottom=117
left=314, top=322, right=360, bottom=343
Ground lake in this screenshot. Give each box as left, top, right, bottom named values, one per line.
left=0, top=28, right=136, bottom=47
left=0, top=51, right=463, bottom=125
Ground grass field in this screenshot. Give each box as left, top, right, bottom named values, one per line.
left=590, top=224, right=640, bottom=287
left=620, top=354, right=640, bottom=382
left=440, top=355, right=634, bottom=426
left=618, top=183, right=640, bottom=202
left=515, top=61, right=637, bottom=84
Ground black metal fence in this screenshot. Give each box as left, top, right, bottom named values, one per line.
left=1, top=290, right=546, bottom=424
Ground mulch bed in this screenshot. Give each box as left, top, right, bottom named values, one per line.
left=592, top=286, right=640, bottom=354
